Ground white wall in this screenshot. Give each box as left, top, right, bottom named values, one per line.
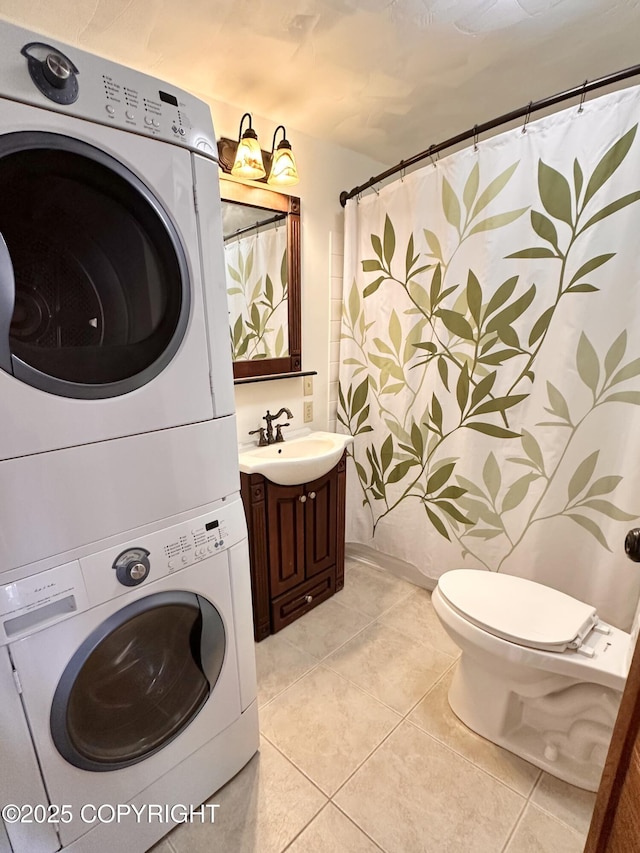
left=203, top=94, right=386, bottom=443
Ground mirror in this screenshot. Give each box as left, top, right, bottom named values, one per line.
left=220, top=179, right=301, bottom=380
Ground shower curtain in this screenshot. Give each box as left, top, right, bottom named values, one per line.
left=339, top=85, right=640, bottom=630
left=225, top=225, right=288, bottom=360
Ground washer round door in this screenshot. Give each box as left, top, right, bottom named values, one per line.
left=0, top=131, right=190, bottom=399
left=50, top=591, right=225, bottom=772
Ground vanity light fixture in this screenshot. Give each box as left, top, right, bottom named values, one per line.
left=267, top=125, right=299, bottom=187
left=230, top=113, right=266, bottom=180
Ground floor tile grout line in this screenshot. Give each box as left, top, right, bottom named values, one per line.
left=329, top=801, right=387, bottom=853
left=258, top=730, right=335, bottom=801
left=402, top=716, right=531, bottom=801
left=329, top=707, right=414, bottom=801
left=279, top=801, right=333, bottom=853
left=318, top=654, right=453, bottom=720
left=257, top=660, right=322, bottom=712
left=523, top=795, right=594, bottom=840
left=498, top=795, right=530, bottom=853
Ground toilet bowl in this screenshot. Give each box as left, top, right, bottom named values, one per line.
left=432, top=569, right=634, bottom=791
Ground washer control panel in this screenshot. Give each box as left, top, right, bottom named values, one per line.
left=79, top=497, right=247, bottom=606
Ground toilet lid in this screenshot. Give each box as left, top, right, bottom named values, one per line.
left=437, top=570, right=598, bottom=651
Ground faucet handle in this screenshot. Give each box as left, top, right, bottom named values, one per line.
left=275, top=423, right=290, bottom=442
left=248, top=427, right=268, bottom=447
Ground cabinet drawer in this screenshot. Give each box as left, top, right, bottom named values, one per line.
left=270, top=568, right=335, bottom=633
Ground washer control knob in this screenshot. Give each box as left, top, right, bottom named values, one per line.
left=43, top=52, right=72, bottom=88
left=113, top=548, right=151, bottom=587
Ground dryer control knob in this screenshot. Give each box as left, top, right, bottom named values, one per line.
left=43, top=53, right=72, bottom=88
left=113, top=548, right=151, bottom=586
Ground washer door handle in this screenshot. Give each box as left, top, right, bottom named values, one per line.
left=196, top=595, right=227, bottom=688
left=0, top=233, right=15, bottom=375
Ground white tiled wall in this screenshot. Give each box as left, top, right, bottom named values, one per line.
left=328, top=229, right=344, bottom=432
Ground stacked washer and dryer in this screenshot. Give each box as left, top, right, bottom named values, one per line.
left=0, top=21, right=258, bottom=853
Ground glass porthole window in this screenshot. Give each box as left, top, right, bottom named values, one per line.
left=0, top=132, right=190, bottom=398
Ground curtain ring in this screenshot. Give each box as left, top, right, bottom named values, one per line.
left=521, top=102, right=533, bottom=134
left=578, top=80, right=588, bottom=113
left=400, top=160, right=406, bottom=182
left=372, top=184, right=380, bottom=196
left=428, top=145, right=438, bottom=168
left=473, top=125, right=479, bottom=152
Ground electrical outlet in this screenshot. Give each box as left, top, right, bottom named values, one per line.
left=303, top=401, right=313, bottom=423
left=303, top=375, right=313, bottom=396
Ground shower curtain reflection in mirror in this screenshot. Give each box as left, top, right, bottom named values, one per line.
left=223, top=210, right=289, bottom=362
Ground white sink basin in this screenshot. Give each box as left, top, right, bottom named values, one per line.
left=238, top=430, right=353, bottom=485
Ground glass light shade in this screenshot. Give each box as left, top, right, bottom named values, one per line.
left=231, top=135, right=266, bottom=180
left=268, top=145, right=299, bottom=186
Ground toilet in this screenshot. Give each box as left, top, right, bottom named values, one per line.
left=432, top=569, right=637, bottom=792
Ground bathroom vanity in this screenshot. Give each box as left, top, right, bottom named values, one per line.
left=240, top=452, right=347, bottom=640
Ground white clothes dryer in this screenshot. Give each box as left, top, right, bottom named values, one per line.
left=0, top=495, right=258, bottom=853
left=0, top=23, right=239, bottom=572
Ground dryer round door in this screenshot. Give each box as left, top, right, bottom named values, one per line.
left=0, top=131, right=190, bottom=399
left=50, top=590, right=225, bottom=772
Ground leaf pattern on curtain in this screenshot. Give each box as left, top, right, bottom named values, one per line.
left=339, top=89, right=640, bottom=628
left=225, top=228, right=289, bottom=360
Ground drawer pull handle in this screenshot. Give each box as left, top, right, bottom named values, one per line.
left=304, top=595, right=313, bottom=604
left=299, top=494, right=307, bottom=503
left=308, top=491, right=316, bottom=499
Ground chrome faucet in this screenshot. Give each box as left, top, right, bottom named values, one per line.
left=264, top=407, right=293, bottom=444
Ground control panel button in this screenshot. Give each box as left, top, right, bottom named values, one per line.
left=152, top=119, right=160, bottom=128
left=181, top=555, right=188, bottom=564
left=179, top=127, right=186, bottom=136
left=105, top=104, right=115, bottom=115
left=144, top=116, right=153, bottom=126
left=168, top=560, right=175, bottom=570
left=125, top=110, right=135, bottom=120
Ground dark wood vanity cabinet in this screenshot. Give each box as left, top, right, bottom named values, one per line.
left=240, top=452, right=347, bottom=640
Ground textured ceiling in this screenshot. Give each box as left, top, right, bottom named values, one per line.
left=1, top=0, right=639, bottom=164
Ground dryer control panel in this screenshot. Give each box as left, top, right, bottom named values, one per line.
left=0, top=21, right=218, bottom=157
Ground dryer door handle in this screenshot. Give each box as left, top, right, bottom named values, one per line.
left=0, top=233, right=15, bottom=375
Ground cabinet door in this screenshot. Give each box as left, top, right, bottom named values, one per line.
left=305, top=470, right=337, bottom=578
left=267, top=483, right=306, bottom=597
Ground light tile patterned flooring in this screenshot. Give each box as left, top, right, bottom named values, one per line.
left=156, top=559, right=595, bottom=853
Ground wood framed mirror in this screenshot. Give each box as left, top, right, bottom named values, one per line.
left=220, top=178, right=301, bottom=380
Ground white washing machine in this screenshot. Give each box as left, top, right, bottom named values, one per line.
left=0, top=494, right=258, bottom=853
left=0, top=22, right=238, bottom=573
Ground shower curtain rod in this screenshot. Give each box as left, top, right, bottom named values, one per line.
left=339, top=63, right=640, bottom=207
